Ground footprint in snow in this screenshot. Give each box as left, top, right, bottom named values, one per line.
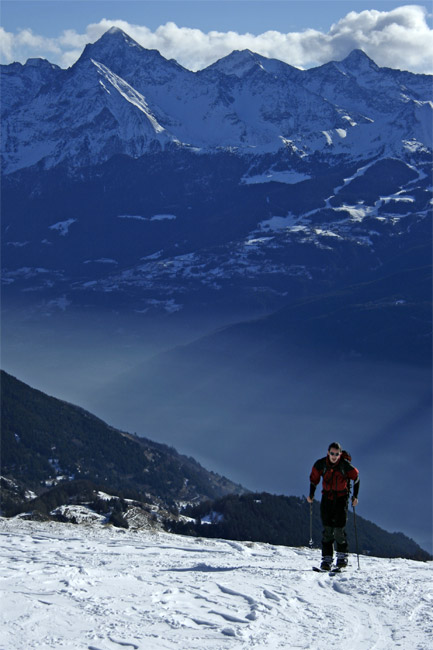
left=108, top=637, right=139, bottom=649
left=263, top=589, right=280, bottom=602
left=222, top=627, right=237, bottom=636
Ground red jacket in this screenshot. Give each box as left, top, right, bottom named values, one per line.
left=310, top=457, right=359, bottom=499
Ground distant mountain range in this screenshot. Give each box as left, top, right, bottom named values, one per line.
left=1, top=27, right=431, bottom=321
left=1, top=370, right=430, bottom=560
left=2, top=28, right=431, bottom=171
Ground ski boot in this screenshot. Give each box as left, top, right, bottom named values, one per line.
left=336, top=552, right=348, bottom=569
left=320, top=556, right=333, bottom=571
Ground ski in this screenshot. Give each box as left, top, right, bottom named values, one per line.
left=329, top=566, right=345, bottom=575
left=312, top=566, right=345, bottom=575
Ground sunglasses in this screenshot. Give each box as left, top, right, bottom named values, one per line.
left=329, top=451, right=341, bottom=457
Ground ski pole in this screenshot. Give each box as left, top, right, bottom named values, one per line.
left=309, top=502, right=313, bottom=548
left=353, top=504, right=361, bottom=570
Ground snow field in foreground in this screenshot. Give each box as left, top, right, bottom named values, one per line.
left=0, top=517, right=432, bottom=650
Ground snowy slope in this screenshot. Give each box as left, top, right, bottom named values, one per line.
left=1, top=517, right=432, bottom=650
left=0, top=57, right=61, bottom=115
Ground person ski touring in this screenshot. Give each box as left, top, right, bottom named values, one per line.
left=307, top=442, right=359, bottom=571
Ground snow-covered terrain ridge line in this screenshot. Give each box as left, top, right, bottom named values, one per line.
left=1, top=28, right=431, bottom=173
left=1, top=518, right=432, bottom=650
left=92, top=60, right=166, bottom=134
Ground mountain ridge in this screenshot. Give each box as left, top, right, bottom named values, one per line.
left=2, top=27, right=431, bottom=174
left=1, top=369, right=430, bottom=560
left=0, top=369, right=245, bottom=507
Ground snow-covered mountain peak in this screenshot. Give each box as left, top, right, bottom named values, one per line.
left=0, top=56, right=62, bottom=118
left=25, top=57, right=60, bottom=71
left=105, top=26, right=129, bottom=37
left=339, top=49, right=379, bottom=71
left=203, top=49, right=288, bottom=78
left=76, top=28, right=189, bottom=89
left=78, top=27, right=165, bottom=72
left=82, top=26, right=143, bottom=55
left=208, top=49, right=261, bottom=75
left=311, top=49, right=380, bottom=82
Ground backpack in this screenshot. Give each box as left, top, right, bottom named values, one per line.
left=340, top=450, right=352, bottom=474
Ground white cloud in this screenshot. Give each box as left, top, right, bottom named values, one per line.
left=325, top=5, right=433, bottom=71
left=0, top=27, right=14, bottom=61
left=0, top=27, right=61, bottom=64
left=1, top=5, right=432, bottom=73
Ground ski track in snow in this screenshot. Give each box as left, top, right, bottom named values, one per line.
left=0, top=518, right=432, bottom=650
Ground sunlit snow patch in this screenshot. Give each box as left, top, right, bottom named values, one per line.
left=118, top=214, right=148, bottom=221
left=49, top=219, right=77, bottom=236
left=333, top=204, right=377, bottom=222
left=151, top=214, right=177, bottom=221
left=201, top=511, right=224, bottom=525
left=6, top=241, right=29, bottom=247
left=244, top=237, right=273, bottom=246
left=50, top=504, right=107, bottom=525
left=3, top=267, right=51, bottom=279
left=259, top=214, right=301, bottom=231
left=403, top=139, right=430, bottom=154
left=118, top=214, right=177, bottom=221
left=314, top=229, right=342, bottom=238
left=341, top=115, right=357, bottom=127
left=92, top=60, right=166, bottom=135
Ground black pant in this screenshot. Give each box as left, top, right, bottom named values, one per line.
left=320, top=494, right=349, bottom=557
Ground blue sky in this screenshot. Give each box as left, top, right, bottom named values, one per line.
left=1, top=1, right=432, bottom=71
